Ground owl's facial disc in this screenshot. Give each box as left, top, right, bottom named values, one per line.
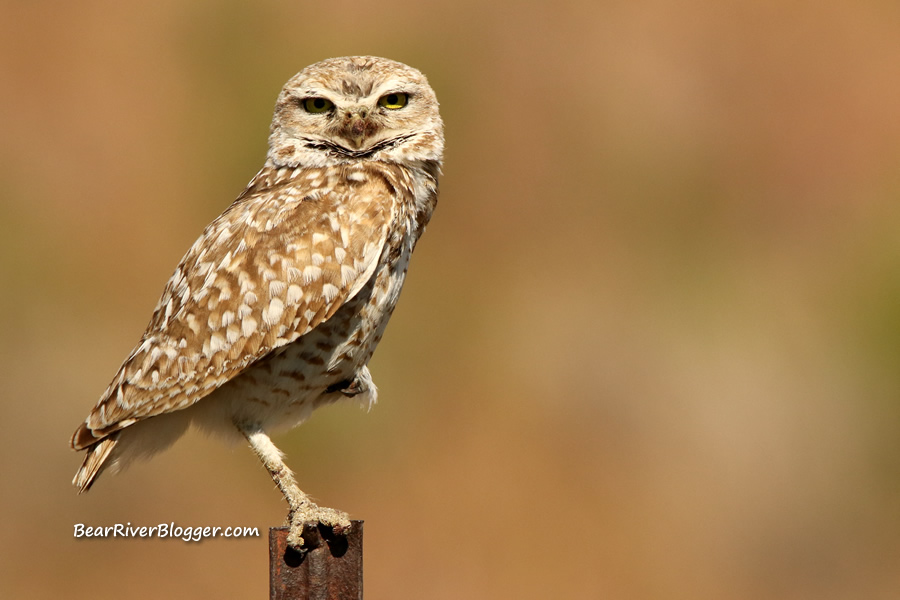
left=268, top=56, right=443, bottom=167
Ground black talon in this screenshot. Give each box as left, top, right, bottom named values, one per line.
left=283, top=545, right=306, bottom=567
left=325, top=375, right=366, bottom=397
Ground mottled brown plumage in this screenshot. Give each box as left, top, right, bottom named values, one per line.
left=71, top=56, right=443, bottom=548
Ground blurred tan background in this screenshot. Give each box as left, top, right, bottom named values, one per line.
left=3, top=0, right=900, bottom=598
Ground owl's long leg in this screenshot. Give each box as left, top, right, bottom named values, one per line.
left=235, top=422, right=351, bottom=549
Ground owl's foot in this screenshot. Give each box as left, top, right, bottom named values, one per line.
left=325, top=374, right=368, bottom=397
left=286, top=503, right=352, bottom=550
left=236, top=423, right=353, bottom=550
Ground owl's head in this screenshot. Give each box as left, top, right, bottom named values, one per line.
left=268, top=56, right=443, bottom=168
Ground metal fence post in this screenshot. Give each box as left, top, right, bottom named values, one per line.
left=269, top=521, right=364, bottom=599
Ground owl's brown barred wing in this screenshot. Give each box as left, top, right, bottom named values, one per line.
left=71, top=166, right=395, bottom=450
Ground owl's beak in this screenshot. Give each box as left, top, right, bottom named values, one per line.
left=344, top=109, right=374, bottom=148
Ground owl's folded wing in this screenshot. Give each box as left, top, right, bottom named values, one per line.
left=71, top=165, right=397, bottom=450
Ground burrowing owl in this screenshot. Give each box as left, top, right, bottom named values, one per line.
left=70, top=56, right=443, bottom=548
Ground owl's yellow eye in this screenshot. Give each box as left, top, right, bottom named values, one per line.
left=378, top=92, right=408, bottom=110
left=302, top=97, right=334, bottom=114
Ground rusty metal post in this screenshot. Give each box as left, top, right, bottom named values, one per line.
left=269, top=521, right=363, bottom=600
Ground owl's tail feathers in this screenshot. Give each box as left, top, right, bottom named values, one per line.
left=73, top=434, right=119, bottom=494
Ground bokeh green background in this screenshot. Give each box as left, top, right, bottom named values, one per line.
left=2, top=1, right=900, bottom=598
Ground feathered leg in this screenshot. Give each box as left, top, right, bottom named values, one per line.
left=235, top=421, right=350, bottom=549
